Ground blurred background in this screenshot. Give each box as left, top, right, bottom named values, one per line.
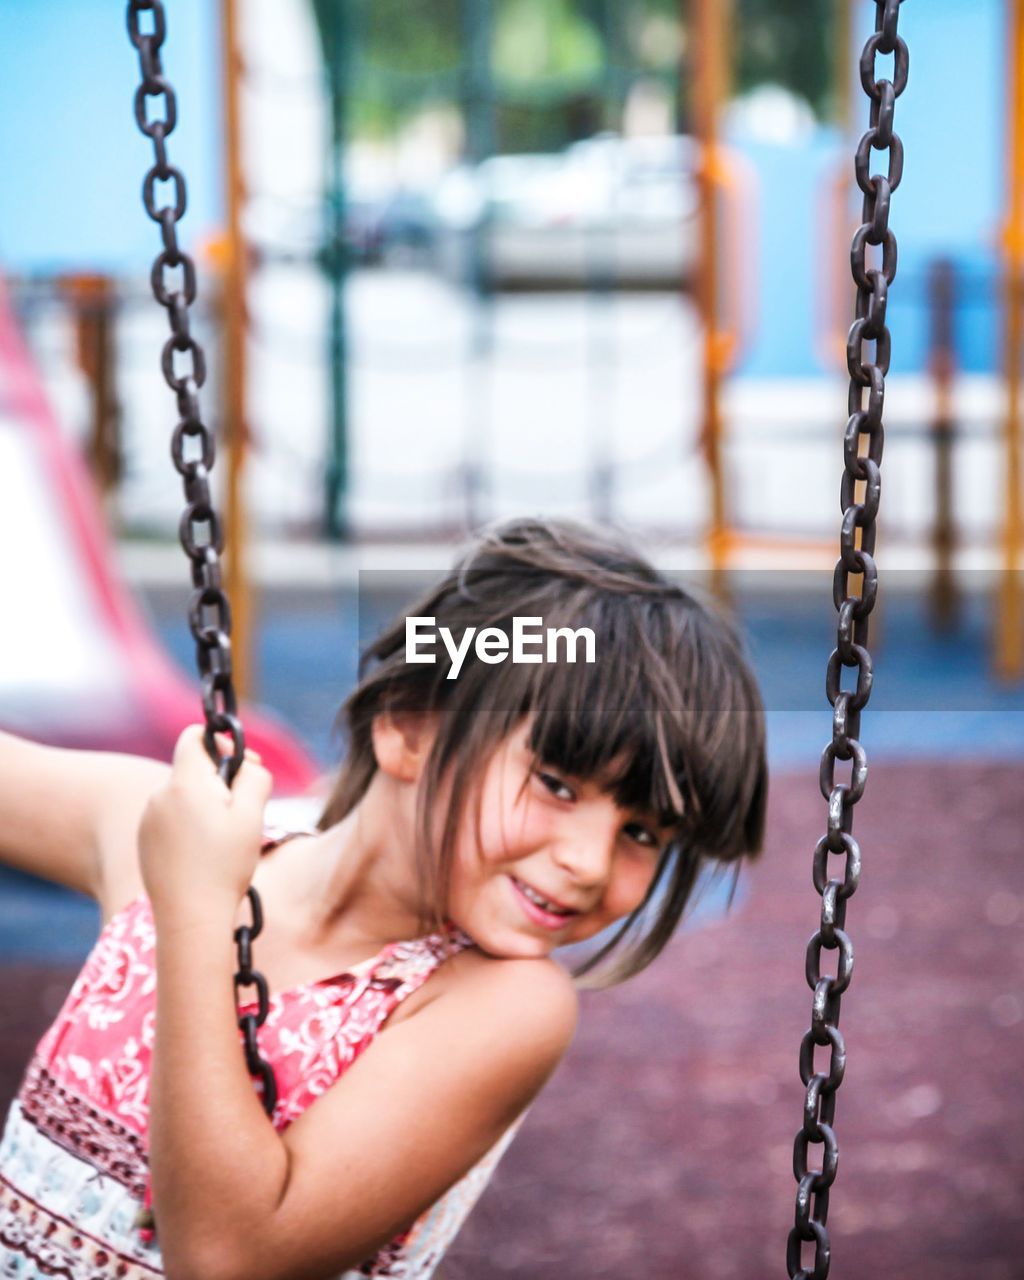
left=1, top=1, right=1022, bottom=1277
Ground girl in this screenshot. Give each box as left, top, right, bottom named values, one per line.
left=0, top=516, right=766, bottom=1280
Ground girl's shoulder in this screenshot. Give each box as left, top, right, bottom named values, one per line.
left=396, top=941, right=578, bottom=1039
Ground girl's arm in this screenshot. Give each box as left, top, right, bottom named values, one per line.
left=154, top=927, right=576, bottom=1280
left=0, top=728, right=168, bottom=908
left=141, top=730, right=578, bottom=1280
left=249, top=956, right=577, bottom=1280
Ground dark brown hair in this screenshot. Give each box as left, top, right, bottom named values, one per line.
left=318, top=517, right=767, bottom=988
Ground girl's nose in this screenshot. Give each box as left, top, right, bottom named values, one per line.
left=549, top=810, right=619, bottom=892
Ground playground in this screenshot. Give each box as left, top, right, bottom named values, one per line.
left=0, top=1, right=1022, bottom=1277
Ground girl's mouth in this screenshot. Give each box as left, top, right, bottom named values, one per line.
left=508, top=876, right=579, bottom=930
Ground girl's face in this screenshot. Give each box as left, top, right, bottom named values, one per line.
left=444, top=723, right=672, bottom=960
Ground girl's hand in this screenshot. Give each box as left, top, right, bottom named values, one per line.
left=138, top=725, right=273, bottom=919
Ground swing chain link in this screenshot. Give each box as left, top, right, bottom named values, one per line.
left=788, top=3, right=907, bottom=1277
left=126, top=0, right=279, bottom=1121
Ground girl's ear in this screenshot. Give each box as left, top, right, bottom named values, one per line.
left=371, top=712, right=438, bottom=783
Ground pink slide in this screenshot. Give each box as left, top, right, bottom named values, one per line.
left=0, top=276, right=319, bottom=796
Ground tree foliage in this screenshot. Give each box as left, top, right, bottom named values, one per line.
left=731, top=0, right=837, bottom=122
left=310, top=0, right=839, bottom=146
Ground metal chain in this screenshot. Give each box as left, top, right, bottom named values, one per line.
left=786, top=4, right=908, bottom=1277
left=126, top=0, right=278, bottom=1119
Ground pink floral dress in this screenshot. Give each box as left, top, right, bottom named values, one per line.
left=0, top=836, right=525, bottom=1278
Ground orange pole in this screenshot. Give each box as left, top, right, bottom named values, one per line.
left=690, top=0, right=732, bottom=599
left=60, top=273, right=120, bottom=507
left=221, top=0, right=253, bottom=700
left=997, top=0, right=1024, bottom=678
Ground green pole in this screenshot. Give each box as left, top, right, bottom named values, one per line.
left=459, top=0, right=496, bottom=291
left=598, top=0, right=624, bottom=129
left=458, top=0, right=496, bottom=529
left=579, top=0, right=622, bottom=523
left=313, top=0, right=350, bottom=540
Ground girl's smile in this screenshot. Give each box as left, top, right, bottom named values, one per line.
left=507, top=874, right=582, bottom=929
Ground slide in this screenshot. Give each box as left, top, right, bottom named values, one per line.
left=0, top=276, right=319, bottom=797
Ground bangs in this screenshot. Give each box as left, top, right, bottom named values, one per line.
left=532, top=680, right=691, bottom=829
left=447, top=590, right=698, bottom=833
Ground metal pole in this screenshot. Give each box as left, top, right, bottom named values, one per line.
left=324, top=0, right=350, bottom=541
left=459, top=0, right=496, bottom=530
left=690, top=0, right=731, bottom=599
left=461, top=0, right=496, bottom=167
left=62, top=273, right=121, bottom=510
left=220, top=0, right=253, bottom=699
left=928, top=258, right=958, bottom=631
left=581, top=0, right=620, bottom=525
left=997, top=0, right=1024, bottom=678
left=596, top=0, right=623, bottom=127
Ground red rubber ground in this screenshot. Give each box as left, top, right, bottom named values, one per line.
left=2, top=762, right=1021, bottom=1279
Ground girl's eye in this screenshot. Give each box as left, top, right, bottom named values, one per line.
left=532, top=767, right=663, bottom=848
left=538, top=771, right=575, bottom=802
left=624, top=822, right=660, bottom=850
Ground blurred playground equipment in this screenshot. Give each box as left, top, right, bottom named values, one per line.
left=433, top=133, right=702, bottom=288
left=0, top=3, right=1007, bottom=564
left=0, top=0, right=1017, bottom=765
left=0, top=0, right=1017, bottom=705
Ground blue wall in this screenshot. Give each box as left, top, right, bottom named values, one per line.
left=0, top=0, right=221, bottom=273
left=732, top=0, right=1005, bottom=378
